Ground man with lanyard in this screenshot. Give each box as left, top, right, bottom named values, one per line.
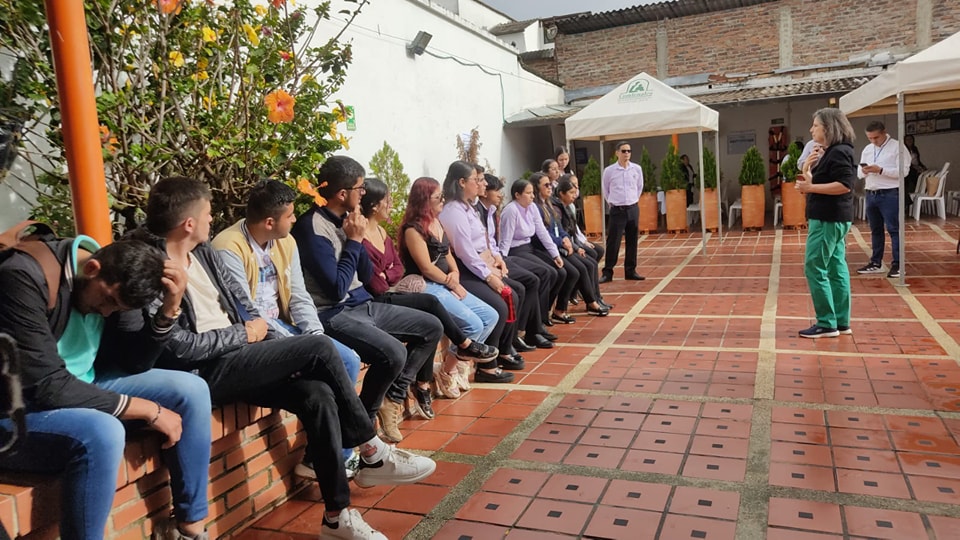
left=856, top=121, right=910, bottom=279
left=600, top=141, right=645, bottom=283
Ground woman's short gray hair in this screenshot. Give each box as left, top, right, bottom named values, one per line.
left=814, top=108, right=856, bottom=146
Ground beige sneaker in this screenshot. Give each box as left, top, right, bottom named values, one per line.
left=377, top=400, right=404, bottom=443
left=456, top=361, right=472, bottom=392
left=432, top=363, right=461, bottom=399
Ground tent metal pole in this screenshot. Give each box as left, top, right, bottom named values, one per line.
left=600, top=137, right=606, bottom=247
left=715, top=134, right=723, bottom=240
left=897, top=93, right=907, bottom=287
left=698, top=129, right=707, bottom=255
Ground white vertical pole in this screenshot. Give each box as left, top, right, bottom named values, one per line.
left=716, top=134, right=723, bottom=240
left=698, top=128, right=707, bottom=255
left=600, top=137, right=606, bottom=245
left=897, top=93, right=907, bottom=287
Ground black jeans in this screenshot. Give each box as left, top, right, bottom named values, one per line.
left=375, top=292, right=466, bottom=383
left=198, top=334, right=374, bottom=513
left=506, top=253, right=554, bottom=332
left=604, top=203, right=639, bottom=276
left=566, top=251, right=599, bottom=304
left=503, top=257, right=544, bottom=336
left=324, top=302, right=442, bottom=410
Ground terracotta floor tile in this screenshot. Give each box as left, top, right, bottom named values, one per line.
left=771, top=423, right=829, bottom=444
left=483, top=403, right=537, bottom=420
left=668, top=486, right=740, bottom=520
left=423, top=461, right=473, bottom=487
left=631, top=431, right=690, bottom=453
left=591, top=411, right=647, bottom=431
left=681, top=455, right=747, bottom=482
left=927, top=515, right=960, bottom=540
left=771, top=407, right=826, bottom=426
left=695, top=418, right=751, bottom=439
left=461, top=417, right=520, bottom=437
left=562, top=444, right=626, bottom=469
left=543, top=407, right=597, bottom=426
left=620, top=448, right=685, bottom=475
left=907, top=475, right=960, bottom=503
left=515, top=499, right=593, bottom=536
left=511, top=440, right=571, bottom=463
left=557, top=394, right=608, bottom=409
left=375, top=484, right=448, bottom=515
left=600, top=479, right=672, bottom=511
left=582, top=505, right=661, bottom=540
left=577, top=425, right=636, bottom=448
left=444, top=433, right=501, bottom=455
left=640, top=414, right=698, bottom=434
left=700, top=402, right=753, bottom=421
left=775, top=387, right=826, bottom=402
left=898, top=452, right=960, bottom=479
left=660, top=514, right=737, bottom=540
left=831, top=447, right=901, bottom=473
left=234, top=529, right=315, bottom=540
left=843, top=505, right=926, bottom=540
left=399, top=429, right=456, bottom=452
left=253, top=500, right=313, bottom=531
left=885, top=415, right=950, bottom=434
left=828, top=427, right=892, bottom=450
left=438, top=399, right=494, bottom=417
left=891, top=430, right=960, bottom=453
left=615, top=379, right=663, bottom=393
left=836, top=468, right=911, bottom=498
left=518, top=373, right=567, bottom=386
left=458, top=388, right=508, bottom=403
left=359, top=509, right=422, bottom=538
left=767, top=498, right=843, bottom=533
left=770, top=441, right=833, bottom=466
left=454, top=491, right=531, bottom=526
left=481, top=468, right=550, bottom=496
left=432, top=519, right=509, bottom=539
left=346, top=484, right=393, bottom=509
left=768, top=463, right=836, bottom=491
left=420, top=414, right=479, bottom=433
left=539, top=474, right=608, bottom=503
left=689, top=436, right=750, bottom=459
left=824, top=410, right=886, bottom=430
left=650, top=399, right=703, bottom=417
left=824, top=390, right=879, bottom=407
left=528, top=423, right=586, bottom=444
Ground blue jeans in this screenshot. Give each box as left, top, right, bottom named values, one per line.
left=0, top=369, right=211, bottom=540
left=865, top=189, right=900, bottom=266
left=274, top=320, right=359, bottom=461
left=424, top=282, right=498, bottom=344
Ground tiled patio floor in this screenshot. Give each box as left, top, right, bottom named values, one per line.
left=240, top=219, right=960, bottom=539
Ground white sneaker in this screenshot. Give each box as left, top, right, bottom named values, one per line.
left=354, top=446, right=436, bottom=488
left=321, top=508, right=386, bottom=540
left=294, top=452, right=360, bottom=481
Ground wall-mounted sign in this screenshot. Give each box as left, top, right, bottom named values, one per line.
left=346, top=106, right=356, bottom=131
left=727, top=130, right=756, bottom=155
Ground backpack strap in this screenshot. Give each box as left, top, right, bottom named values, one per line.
left=12, top=242, right=62, bottom=312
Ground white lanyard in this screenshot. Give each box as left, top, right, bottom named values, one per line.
left=874, top=137, right=890, bottom=162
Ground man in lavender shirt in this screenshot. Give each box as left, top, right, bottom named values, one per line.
left=601, top=141, right=645, bottom=282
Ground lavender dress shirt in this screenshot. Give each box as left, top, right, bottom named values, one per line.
left=498, top=201, right=560, bottom=258
left=439, top=199, right=492, bottom=279
left=602, top=161, right=644, bottom=206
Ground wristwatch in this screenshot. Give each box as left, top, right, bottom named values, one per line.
left=154, top=306, right=182, bottom=327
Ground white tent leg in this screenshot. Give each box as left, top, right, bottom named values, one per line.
left=698, top=129, right=707, bottom=255
left=600, top=137, right=606, bottom=246
left=716, top=135, right=723, bottom=241
left=897, top=93, right=907, bottom=287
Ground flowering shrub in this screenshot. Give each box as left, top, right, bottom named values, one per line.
left=0, top=0, right=367, bottom=234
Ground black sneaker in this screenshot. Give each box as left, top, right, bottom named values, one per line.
left=799, top=325, right=840, bottom=339
left=410, top=386, right=435, bottom=420
left=474, top=368, right=515, bottom=383
left=837, top=325, right=853, bottom=335
left=857, top=262, right=883, bottom=274
left=457, top=341, right=498, bottom=361
left=887, top=264, right=900, bottom=278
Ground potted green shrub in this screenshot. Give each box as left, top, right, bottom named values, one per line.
left=638, top=146, right=659, bottom=232
left=701, top=147, right=720, bottom=230
left=660, top=143, right=687, bottom=231
left=779, top=143, right=806, bottom=227
left=738, top=146, right=767, bottom=229
left=580, top=156, right=603, bottom=235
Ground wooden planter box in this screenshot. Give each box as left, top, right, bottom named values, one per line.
left=781, top=181, right=807, bottom=228
left=741, top=184, right=766, bottom=229
left=701, top=188, right=720, bottom=231
left=665, top=189, right=687, bottom=231
left=583, top=194, right=603, bottom=235
left=638, top=192, right=659, bottom=233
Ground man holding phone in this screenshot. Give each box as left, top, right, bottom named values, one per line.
left=857, top=121, right=910, bottom=278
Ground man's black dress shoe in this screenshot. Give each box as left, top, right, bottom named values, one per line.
left=530, top=334, right=554, bottom=349
left=512, top=337, right=536, bottom=352
left=599, top=274, right=613, bottom=284
left=625, top=273, right=646, bottom=281
left=540, top=331, right=558, bottom=342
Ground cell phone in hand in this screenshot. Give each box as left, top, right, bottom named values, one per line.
left=859, top=163, right=869, bottom=167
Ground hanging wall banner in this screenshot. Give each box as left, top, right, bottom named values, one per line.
left=727, top=130, right=756, bottom=155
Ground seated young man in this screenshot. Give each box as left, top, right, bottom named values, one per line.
left=291, top=156, right=444, bottom=444
left=211, top=179, right=362, bottom=478
left=0, top=236, right=211, bottom=540
left=136, top=177, right=435, bottom=539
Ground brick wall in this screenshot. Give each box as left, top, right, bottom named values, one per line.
left=554, top=0, right=960, bottom=92
left=522, top=56, right=559, bottom=82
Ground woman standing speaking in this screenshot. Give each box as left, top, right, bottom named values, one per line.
left=794, top=108, right=857, bottom=338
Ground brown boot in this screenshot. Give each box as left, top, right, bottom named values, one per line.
left=377, top=399, right=404, bottom=443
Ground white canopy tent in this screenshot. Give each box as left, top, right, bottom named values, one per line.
left=840, top=30, right=960, bottom=286
left=565, top=72, right=721, bottom=254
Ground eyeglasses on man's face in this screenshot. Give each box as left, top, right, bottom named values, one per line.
left=346, top=185, right=366, bottom=193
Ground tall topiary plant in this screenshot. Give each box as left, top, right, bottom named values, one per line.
left=580, top=156, right=601, bottom=197
left=738, top=146, right=766, bottom=186
left=660, top=143, right=684, bottom=191
left=639, top=146, right=657, bottom=192
left=780, top=143, right=802, bottom=182
left=368, top=141, right=410, bottom=239
left=703, top=147, right=718, bottom=189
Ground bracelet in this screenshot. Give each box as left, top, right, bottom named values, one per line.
left=147, top=402, right=162, bottom=426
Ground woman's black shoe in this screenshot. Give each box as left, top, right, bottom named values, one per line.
left=551, top=313, right=576, bottom=324
left=475, top=368, right=515, bottom=383
left=540, top=330, right=558, bottom=341
left=599, top=300, right=615, bottom=310
left=512, top=337, right=536, bottom=352
left=543, top=318, right=554, bottom=327
left=530, top=334, right=554, bottom=349
left=498, top=355, right=525, bottom=370
left=586, top=306, right=609, bottom=317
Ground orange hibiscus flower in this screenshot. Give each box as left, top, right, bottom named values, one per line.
left=297, top=178, right=328, bottom=207
left=264, top=90, right=295, bottom=123
left=270, top=0, right=286, bottom=8
left=157, top=0, right=183, bottom=15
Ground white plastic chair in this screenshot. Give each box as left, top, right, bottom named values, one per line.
left=728, top=200, right=742, bottom=229
left=913, top=162, right=949, bottom=220
left=773, top=199, right=783, bottom=227
left=687, top=203, right=700, bottom=226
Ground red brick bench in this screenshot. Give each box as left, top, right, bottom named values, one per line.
left=0, top=404, right=308, bottom=539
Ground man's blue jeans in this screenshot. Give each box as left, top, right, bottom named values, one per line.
left=865, top=189, right=900, bottom=266
left=0, top=369, right=210, bottom=540
left=424, top=282, right=498, bottom=344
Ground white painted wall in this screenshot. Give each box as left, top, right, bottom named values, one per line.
left=319, top=0, right=564, bottom=181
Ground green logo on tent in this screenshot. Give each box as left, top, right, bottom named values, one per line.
left=619, top=78, right=653, bottom=102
